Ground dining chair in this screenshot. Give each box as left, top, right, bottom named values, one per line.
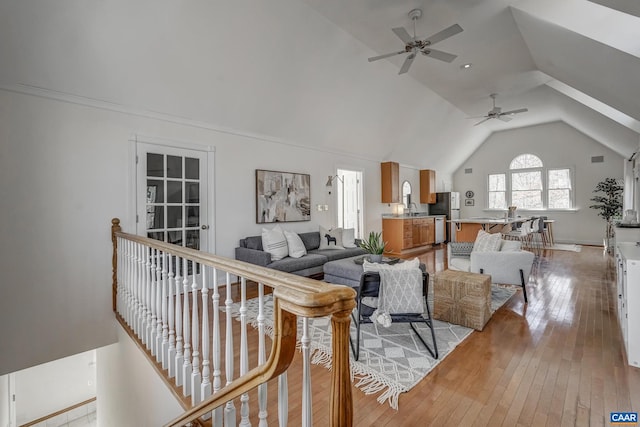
left=504, top=219, right=535, bottom=253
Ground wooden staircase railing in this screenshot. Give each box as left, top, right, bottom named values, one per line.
left=111, top=218, right=355, bottom=426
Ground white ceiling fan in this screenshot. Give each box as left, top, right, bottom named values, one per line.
left=368, top=9, right=463, bottom=75
left=471, top=93, right=529, bottom=125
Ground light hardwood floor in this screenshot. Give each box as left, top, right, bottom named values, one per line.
left=159, top=244, right=639, bottom=426
left=258, top=244, right=640, bottom=426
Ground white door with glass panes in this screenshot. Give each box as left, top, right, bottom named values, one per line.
left=136, top=143, right=210, bottom=252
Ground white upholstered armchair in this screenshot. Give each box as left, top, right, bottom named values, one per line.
left=447, top=237, right=535, bottom=303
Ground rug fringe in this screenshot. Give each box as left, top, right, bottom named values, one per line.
left=308, top=344, right=406, bottom=410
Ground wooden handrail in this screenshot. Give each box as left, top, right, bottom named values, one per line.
left=110, top=218, right=355, bottom=426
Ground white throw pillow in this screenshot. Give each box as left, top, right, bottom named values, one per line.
left=500, top=240, right=521, bottom=252
left=473, top=230, right=502, bottom=252
left=284, top=230, right=307, bottom=258
left=318, top=226, right=344, bottom=250
left=342, top=228, right=357, bottom=248
left=261, top=226, right=288, bottom=261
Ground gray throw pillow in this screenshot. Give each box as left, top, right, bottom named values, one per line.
left=449, top=242, right=474, bottom=258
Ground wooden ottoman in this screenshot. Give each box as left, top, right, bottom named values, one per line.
left=433, top=269, right=492, bottom=331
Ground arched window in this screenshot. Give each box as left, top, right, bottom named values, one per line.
left=510, top=154, right=543, bottom=169
left=488, top=154, right=573, bottom=210
left=510, top=154, right=543, bottom=209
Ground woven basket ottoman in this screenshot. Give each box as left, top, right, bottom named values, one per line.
left=433, top=269, right=492, bottom=331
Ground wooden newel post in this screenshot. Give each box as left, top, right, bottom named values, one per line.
left=330, top=309, right=353, bottom=427
left=111, top=218, right=121, bottom=312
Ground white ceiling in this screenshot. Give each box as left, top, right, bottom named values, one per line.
left=0, top=0, right=639, bottom=175
left=300, top=0, right=640, bottom=156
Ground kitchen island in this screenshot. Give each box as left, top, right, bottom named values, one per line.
left=449, top=217, right=530, bottom=242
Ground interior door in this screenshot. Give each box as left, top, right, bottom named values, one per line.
left=136, top=142, right=209, bottom=252
left=337, top=169, right=364, bottom=238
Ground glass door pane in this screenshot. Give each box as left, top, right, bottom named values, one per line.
left=137, top=143, right=208, bottom=252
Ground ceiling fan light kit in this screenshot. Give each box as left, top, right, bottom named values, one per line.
left=368, top=8, right=463, bottom=75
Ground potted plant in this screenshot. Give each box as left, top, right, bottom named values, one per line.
left=589, top=177, right=623, bottom=253
left=359, top=231, right=386, bottom=262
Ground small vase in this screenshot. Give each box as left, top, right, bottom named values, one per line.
left=369, top=254, right=383, bottom=263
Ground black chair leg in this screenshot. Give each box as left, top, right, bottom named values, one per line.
left=424, top=300, right=439, bottom=359
left=520, top=268, right=528, bottom=303
left=348, top=305, right=363, bottom=361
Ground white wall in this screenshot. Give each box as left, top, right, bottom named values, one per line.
left=0, top=87, right=390, bottom=375
left=14, top=351, right=96, bottom=425
left=96, top=326, right=183, bottom=426
left=453, top=121, right=624, bottom=245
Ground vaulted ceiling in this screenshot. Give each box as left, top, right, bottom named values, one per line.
left=301, top=0, right=640, bottom=156
left=0, top=0, right=638, bottom=175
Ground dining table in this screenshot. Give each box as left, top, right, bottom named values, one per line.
left=449, top=216, right=531, bottom=242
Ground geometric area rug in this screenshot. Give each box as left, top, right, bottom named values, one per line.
left=228, top=284, right=517, bottom=410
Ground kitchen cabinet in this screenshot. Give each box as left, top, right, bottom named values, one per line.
left=616, top=243, right=640, bottom=368
left=383, top=217, right=435, bottom=254
left=412, top=218, right=435, bottom=246
left=420, top=169, right=436, bottom=204
left=381, top=162, right=399, bottom=203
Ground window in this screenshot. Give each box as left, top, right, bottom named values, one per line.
left=488, top=173, right=506, bottom=209
left=548, top=168, right=572, bottom=209
left=487, top=154, right=573, bottom=210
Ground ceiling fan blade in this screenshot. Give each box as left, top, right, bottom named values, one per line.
left=500, top=108, right=529, bottom=116
left=421, top=48, right=457, bottom=63
left=368, top=50, right=406, bottom=62
left=392, top=27, right=413, bottom=44
left=399, top=53, right=416, bottom=74
left=474, top=117, right=492, bottom=126
left=422, top=24, right=463, bottom=46
left=498, top=115, right=513, bottom=122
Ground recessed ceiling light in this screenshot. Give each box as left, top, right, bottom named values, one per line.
left=460, top=63, right=472, bottom=70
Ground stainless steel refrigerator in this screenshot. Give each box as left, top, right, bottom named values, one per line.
left=428, top=192, right=460, bottom=242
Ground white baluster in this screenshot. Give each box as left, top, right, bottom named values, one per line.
left=131, top=240, right=137, bottom=327
left=301, top=318, right=312, bottom=427
left=137, top=243, right=145, bottom=339
left=120, top=239, right=128, bottom=324
left=278, top=373, right=288, bottom=427
left=191, top=261, right=201, bottom=404
left=156, top=248, right=164, bottom=361
left=127, top=240, right=135, bottom=327
left=224, top=272, right=236, bottom=426
left=201, top=266, right=212, bottom=402
left=239, top=277, right=251, bottom=427
left=167, top=254, right=176, bottom=377
left=146, top=246, right=153, bottom=347
left=175, top=256, right=184, bottom=387
left=135, top=243, right=145, bottom=340
left=116, top=237, right=123, bottom=318
left=183, top=258, right=192, bottom=397
left=212, top=268, right=223, bottom=425
left=161, top=251, right=169, bottom=368
left=150, top=248, right=158, bottom=355
left=257, top=283, right=268, bottom=427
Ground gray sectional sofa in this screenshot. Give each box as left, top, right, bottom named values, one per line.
left=235, top=231, right=367, bottom=277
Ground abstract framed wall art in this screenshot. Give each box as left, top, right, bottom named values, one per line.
left=256, top=169, right=311, bottom=223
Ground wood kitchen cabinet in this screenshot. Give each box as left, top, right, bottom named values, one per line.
left=420, top=169, right=436, bottom=204
left=381, top=162, right=400, bottom=203
left=383, top=217, right=435, bottom=254
left=413, top=217, right=435, bottom=246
